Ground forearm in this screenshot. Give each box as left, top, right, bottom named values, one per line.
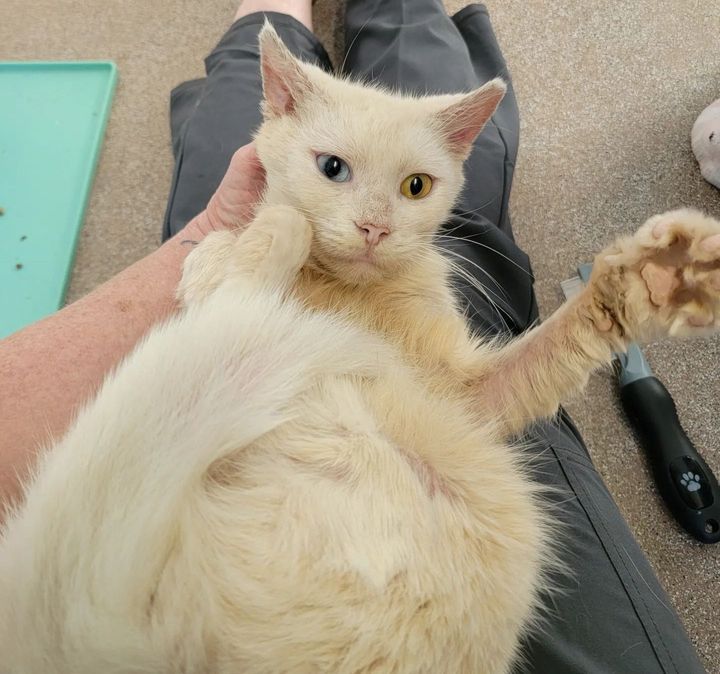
left=0, top=215, right=211, bottom=505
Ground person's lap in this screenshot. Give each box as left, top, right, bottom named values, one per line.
left=161, top=2, right=705, bottom=672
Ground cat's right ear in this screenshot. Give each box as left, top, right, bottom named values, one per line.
left=259, top=22, right=313, bottom=118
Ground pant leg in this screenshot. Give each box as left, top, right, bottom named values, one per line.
left=516, top=418, right=707, bottom=674
left=162, top=12, right=333, bottom=241
left=452, top=4, right=519, bottom=239
left=343, top=3, right=705, bottom=672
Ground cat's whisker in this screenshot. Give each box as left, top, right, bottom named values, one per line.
left=550, top=494, right=580, bottom=507
left=435, top=235, right=534, bottom=278
left=340, top=17, right=373, bottom=74
left=430, top=238, right=509, bottom=296
left=620, top=545, right=673, bottom=614
left=427, top=252, right=511, bottom=333
left=448, top=199, right=502, bottom=221
left=451, top=279, right=510, bottom=333
left=416, top=233, right=509, bottom=301
left=436, top=220, right=470, bottom=238
left=451, top=194, right=503, bottom=219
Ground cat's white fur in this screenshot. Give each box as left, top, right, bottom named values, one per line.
left=4, top=23, right=720, bottom=674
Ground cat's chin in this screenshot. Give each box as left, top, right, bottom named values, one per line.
left=344, top=259, right=387, bottom=285
left=308, top=251, right=391, bottom=285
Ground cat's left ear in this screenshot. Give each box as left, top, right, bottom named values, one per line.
left=259, top=21, right=314, bottom=118
left=435, top=79, right=507, bottom=157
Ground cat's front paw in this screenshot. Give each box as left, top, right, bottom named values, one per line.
left=178, top=230, right=239, bottom=307
left=177, top=206, right=313, bottom=307
left=590, top=208, right=720, bottom=339
left=247, top=205, right=313, bottom=286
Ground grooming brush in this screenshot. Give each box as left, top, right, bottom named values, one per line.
left=561, top=263, right=720, bottom=544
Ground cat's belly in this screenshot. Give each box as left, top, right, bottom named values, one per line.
left=182, top=369, right=549, bottom=673
left=0, top=282, right=549, bottom=674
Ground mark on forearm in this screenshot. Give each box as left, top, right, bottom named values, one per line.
left=180, top=239, right=199, bottom=247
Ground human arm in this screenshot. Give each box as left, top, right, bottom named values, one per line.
left=0, top=143, right=264, bottom=506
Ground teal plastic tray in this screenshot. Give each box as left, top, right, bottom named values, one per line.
left=0, top=61, right=117, bottom=338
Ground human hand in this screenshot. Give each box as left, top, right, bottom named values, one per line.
left=182, top=142, right=266, bottom=240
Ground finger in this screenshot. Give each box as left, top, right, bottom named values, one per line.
left=229, top=143, right=266, bottom=192
left=229, top=142, right=259, bottom=173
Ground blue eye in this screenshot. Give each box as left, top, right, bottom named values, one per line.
left=316, top=154, right=351, bottom=182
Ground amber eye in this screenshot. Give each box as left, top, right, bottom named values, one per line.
left=400, top=173, right=433, bottom=199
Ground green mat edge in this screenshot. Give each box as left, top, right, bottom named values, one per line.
left=1, top=59, right=118, bottom=315
left=56, top=61, right=118, bottom=306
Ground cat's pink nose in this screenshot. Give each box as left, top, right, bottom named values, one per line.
left=356, top=222, right=390, bottom=246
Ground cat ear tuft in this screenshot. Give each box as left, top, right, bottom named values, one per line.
left=436, top=79, right=507, bottom=156
left=259, top=21, right=313, bottom=118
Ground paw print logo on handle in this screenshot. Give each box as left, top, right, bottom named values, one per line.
left=680, top=472, right=702, bottom=492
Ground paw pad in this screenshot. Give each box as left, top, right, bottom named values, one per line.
left=680, top=472, right=702, bottom=493
left=701, top=233, right=720, bottom=254
left=601, top=209, right=720, bottom=338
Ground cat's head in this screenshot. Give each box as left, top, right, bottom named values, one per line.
left=254, top=23, right=505, bottom=285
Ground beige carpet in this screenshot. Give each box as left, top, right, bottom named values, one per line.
left=3, top=0, right=720, bottom=669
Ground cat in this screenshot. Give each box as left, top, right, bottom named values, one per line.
left=2, top=22, right=720, bottom=674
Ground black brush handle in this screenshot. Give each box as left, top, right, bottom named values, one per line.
left=620, top=376, right=720, bottom=543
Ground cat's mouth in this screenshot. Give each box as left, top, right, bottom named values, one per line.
left=308, top=245, right=389, bottom=284
left=344, top=251, right=378, bottom=266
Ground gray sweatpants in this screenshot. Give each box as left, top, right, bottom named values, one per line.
left=162, top=2, right=706, bottom=672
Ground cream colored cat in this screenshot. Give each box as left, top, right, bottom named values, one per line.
left=3, top=23, right=720, bottom=674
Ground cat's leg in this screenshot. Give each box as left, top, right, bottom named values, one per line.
left=178, top=204, right=312, bottom=306
left=472, top=208, right=720, bottom=437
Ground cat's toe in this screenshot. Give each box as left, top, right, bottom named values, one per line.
left=701, top=233, right=720, bottom=256
left=639, top=261, right=680, bottom=307
left=591, top=209, right=720, bottom=341
left=639, top=211, right=720, bottom=335
left=178, top=230, right=239, bottom=307
left=241, top=205, right=312, bottom=287
left=709, top=270, right=720, bottom=291
left=256, top=205, right=312, bottom=273
left=644, top=209, right=720, bottom=262
left=668, top=299, right=718, bottom=337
